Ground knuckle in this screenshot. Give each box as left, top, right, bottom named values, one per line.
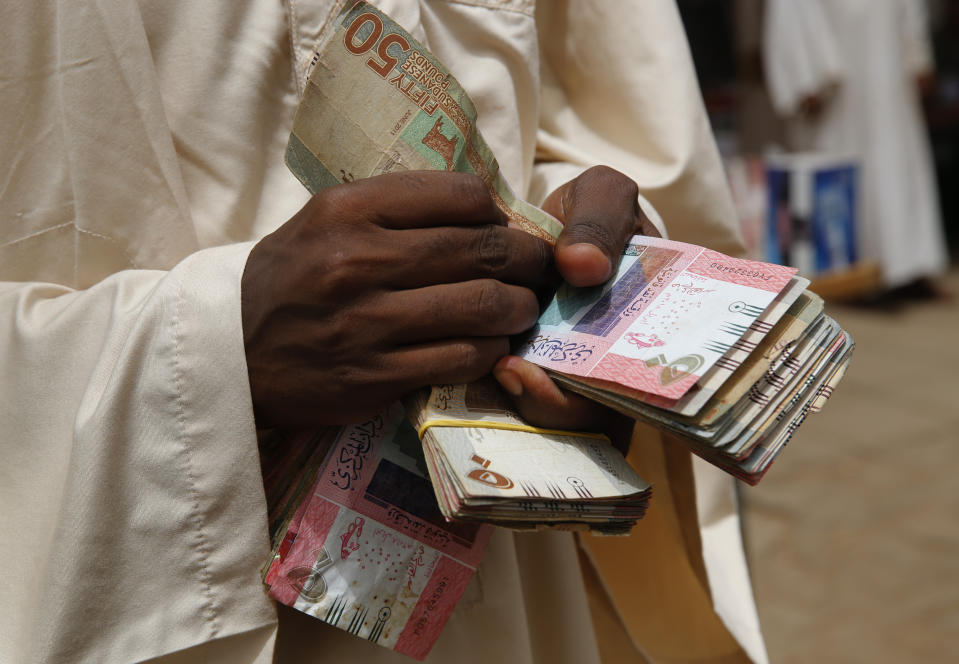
left=318, top=250, right=354, bottom=289
left=312, top=232, right=387, bottom=293
left=309, top=186, right=348, bottom=219
left=455, top=342, right=483, bottom=372
left=454, top=173, right=492, bottom=210
left=417, top=226, right=452, bottom=262
left=472, top=278, right=508, bottom=318
left=455, top=338, right=507, bottom=376
left=621, top=176, right=640, bottom=202
left=311, top=180, right=382, bottom=227
left=330, top=362, right=370, bottom=393
left=581, top=165, right=639, bottom=201
left=316, top=246, right=378, bottom=294
left=567, top=218, right=615, bottom=250
left=314, top=315, right=354, bottom=356
left=517, top=231, right=553, bottom=275
left=537, top=235, right=554, bottom=270
left=583, top=164, right=620, bottom=181
left=474, top=225, right=510, bottom=277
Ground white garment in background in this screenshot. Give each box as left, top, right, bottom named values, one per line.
left=764, top=0, right=948, bottom=287
left=0, top=1, right=764, bottom=662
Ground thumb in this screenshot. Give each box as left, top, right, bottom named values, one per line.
left=549, top=167, right=645, bottom=287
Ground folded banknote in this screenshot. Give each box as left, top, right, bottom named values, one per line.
left=263, top=407, right=492, bottom=660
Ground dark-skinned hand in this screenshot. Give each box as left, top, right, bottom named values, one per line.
left=492, top=166, right=661, bottom=451
left=242, top=170, right=556, bottom=428
left=242, top=166, right=659, bottom=446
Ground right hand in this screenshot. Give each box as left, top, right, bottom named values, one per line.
left=493, top=166, right=656, bottom=452
left=241, top=171, right=554, bottom=428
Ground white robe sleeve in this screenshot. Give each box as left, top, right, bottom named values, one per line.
left=0, top=244, right=277, bottom=662
left=762, top=0, right=844, bottom=115
left=531, top=0, right=743, bottom=256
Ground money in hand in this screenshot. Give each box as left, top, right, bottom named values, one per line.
left=521, top=237, right=853, bottom=484
left=263, top=0, right=854, bottom=658
left=405, top=381, right=650, bottom=536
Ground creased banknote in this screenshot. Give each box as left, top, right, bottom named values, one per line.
left=714, top=318, right=839, bottom=450
left=287, top=0, right=562, bottom=242
left=702, top=331, right=854, bottom=484
left=264, top=405, right=492, bottom=660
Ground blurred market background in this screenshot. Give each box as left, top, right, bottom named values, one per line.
left=677, top=1, right=959, bottom=662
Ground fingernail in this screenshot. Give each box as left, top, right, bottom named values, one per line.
left=493, top=368, right=523, bottom=397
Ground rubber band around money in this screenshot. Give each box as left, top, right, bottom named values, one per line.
left=416, top=418, right=610, bottom=442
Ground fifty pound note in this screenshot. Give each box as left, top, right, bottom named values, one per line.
left=520, top=236, right=797, bottom=400
left=287, top=0, right=562, bottom=243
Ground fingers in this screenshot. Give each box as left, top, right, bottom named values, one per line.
left=386, top=224, right=556, bottom=290
left=491, top=356, right=611, bottom=430
left=492, top=356, right=636, bottom=453
left=381, top=280, right=540, bottom=344
left=323, top=171, right=507, bottom=230
left=548, top=166, right=648, bottom=288
left=385, top=337, right=512, bottom=392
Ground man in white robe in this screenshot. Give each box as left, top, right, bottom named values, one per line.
left=0, top=1, right=767, bottom=662
left=763, top=0, right=949, bottom=290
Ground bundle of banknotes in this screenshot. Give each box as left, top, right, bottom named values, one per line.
left=515, top=239, right=853, bottom=485
left=262, top=406, right=495, bottom=660
left=404, top=380, right=651, bottom=535
left=259, top=2, right=852, bottom=658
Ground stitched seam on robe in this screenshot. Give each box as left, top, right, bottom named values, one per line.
left=171, top=281, right=222, bottom=638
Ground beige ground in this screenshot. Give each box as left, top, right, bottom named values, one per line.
left=740, top=270, right=959, bottom=663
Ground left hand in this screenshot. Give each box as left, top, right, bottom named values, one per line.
left=493, top=166, right=661, bottom=452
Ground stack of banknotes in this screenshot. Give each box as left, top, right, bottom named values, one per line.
left=404, top=380, right=651, bottom=535
left=515, top=236, right=854, bottom=485
left=259, top=2, right=852, bottom=658
left=261, top=406, right=495, bottom=660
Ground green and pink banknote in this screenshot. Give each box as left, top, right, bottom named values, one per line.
left=264, top=407, right=491, bottom=660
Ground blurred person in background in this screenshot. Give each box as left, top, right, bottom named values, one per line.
left=763, top=0, right=950, bottom=299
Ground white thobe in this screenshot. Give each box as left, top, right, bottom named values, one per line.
left=763, top=0, right=948, bottom=288
left=0, top=1, right=765, bottom=662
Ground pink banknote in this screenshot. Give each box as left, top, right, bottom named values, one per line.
left=265, top=404, right=492, bottom=660
left=520, top=236, right=797, bottom=400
